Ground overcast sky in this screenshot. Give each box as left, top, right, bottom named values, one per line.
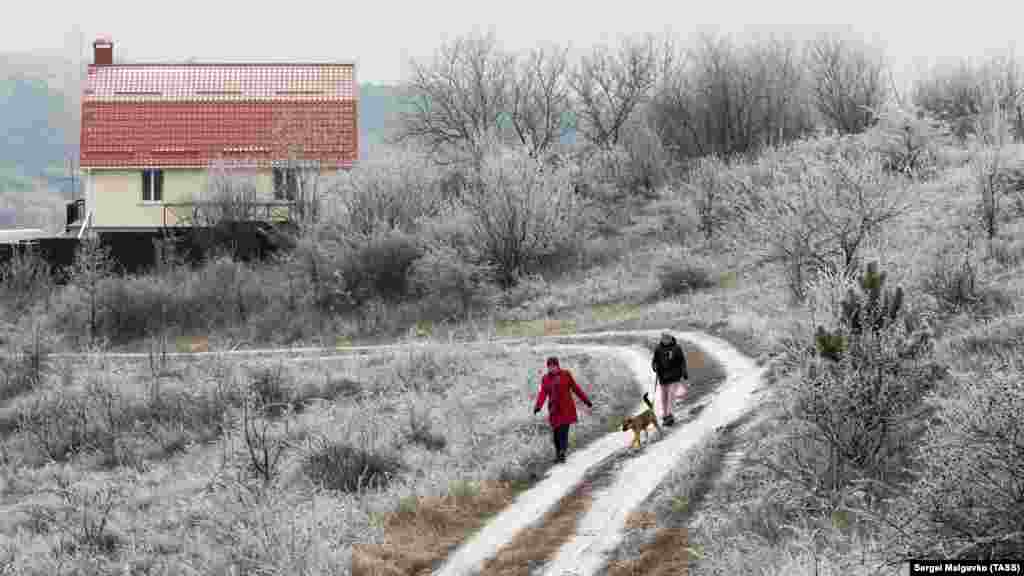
left=5, top=0, right=1022, bottom=87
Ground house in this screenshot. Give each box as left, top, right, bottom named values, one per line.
left=69, top=37, right=357, bottom=238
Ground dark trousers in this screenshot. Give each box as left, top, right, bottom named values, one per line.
left=552, top=424, right=570, bottom=458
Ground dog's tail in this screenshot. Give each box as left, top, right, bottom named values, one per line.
left=642, top=392, right=653, bottom=410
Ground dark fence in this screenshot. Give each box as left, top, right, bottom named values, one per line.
left=0, top=223, right=298, bottom=283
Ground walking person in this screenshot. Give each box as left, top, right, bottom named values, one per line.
left=534, top=356, right=593, bottom=463
left=651, top=332, right=689, bottom=427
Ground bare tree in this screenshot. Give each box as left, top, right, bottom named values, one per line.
left=750, top=35, right=811, bottom=148
left=648, top=33, right=813, bottom=161
left=508, top=44, right=572, bottom=160
left=807, top=33, right=888, bottom=134
left=197, top=161, right=266, bottom=225
left=569, top=34, right=659, bottom=151
left=693, top=33, right=765, bottom=156
left=397, top=31, right=515, bottom=165
left=69, top=235, right=116, bottom=345
left=647, top=48, right=706, bottom=159
left=913, top=59, right=987, bottom=142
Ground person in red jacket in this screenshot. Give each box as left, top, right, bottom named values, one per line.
left=534, top=356, right=593, bottom=463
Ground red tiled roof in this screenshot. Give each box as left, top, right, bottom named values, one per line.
left=80, top=63, right=357, bottom=168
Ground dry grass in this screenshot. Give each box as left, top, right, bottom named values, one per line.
left=351, top=480, right=520, bottom=576
left=624, top=509, right=659, bottom=531
left=494, top=317, right=579, bottom=338
left=0, top=337, right=644, bottom=574
left=479, top=479, right=595, bottom=575
left=606, top=528, right=693, bottom=576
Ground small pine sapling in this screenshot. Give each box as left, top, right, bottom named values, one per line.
left=815, top=261, right=906, bottom=362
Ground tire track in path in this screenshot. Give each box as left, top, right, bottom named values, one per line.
left=434, top=331, right=767, bottom=576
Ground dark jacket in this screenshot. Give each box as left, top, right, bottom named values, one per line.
left=652, top=336, right=688, bottom=384
left=534, top=369, right=592, bottom=428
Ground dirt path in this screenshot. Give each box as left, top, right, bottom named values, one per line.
left=434, top=330, right=767, bottom=576
left=538, top=332, right=765, bottom=576
left=433, top=344, right=655, bottom=576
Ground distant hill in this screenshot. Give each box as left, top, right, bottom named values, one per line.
left=0, top=52, right=82, bottom=198
left=0, top=75, right=69, bottom=175
left=357, top=83, right=409, bottom=157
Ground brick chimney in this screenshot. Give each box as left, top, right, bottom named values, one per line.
left=93, top=37, right=113, bottom=66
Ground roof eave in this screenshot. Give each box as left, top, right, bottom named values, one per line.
left=87, top=61, right=358, bottom=68
left=80, top=161, right=357, bottom=170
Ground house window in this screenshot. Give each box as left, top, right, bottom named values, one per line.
left=142, top=169, right=164, bottom=202
left=273, top=167, right=300, bottom=201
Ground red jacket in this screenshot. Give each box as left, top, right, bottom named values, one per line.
left=534, top=369, right=592, bottom=428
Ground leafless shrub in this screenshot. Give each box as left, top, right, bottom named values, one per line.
left=332, top=150, right=447, bottom=237
left=287, top=225, right=351, bottom=316
left=683, top=155, right=744, bottom=242
left=913, top=54, right=1024, bottom=144
left=302, top=433, right=403, bottom=493
left=867, top=105, right=947, bottom=177
left=889, top=373, right=1024, bottom=561
left=389, top=347, right=452, bottom=396
left=406, top=401, right=446, bottom=452
left=197, top=161, right=266, bottom=225
left=241, top=393, right=291, bottom=484
left=344, top=228, right=423, bottom=303
left=970, top=148, right=1024, bottom=240
left=248, top=364, right=294, bottom=417
left=745, top=141, right=906, bottom=300
left=0, top=247, right=52, bottom=315
left=19, top=388, right=91, bottom=463
left=409, top=243, right=498, bottom=323
left=913, top=61, right=985, bottom=143
left=806, top=32, right=887, bottom=134
left=920, top=242, right=1013, bottom=318
left=50, top=478, right=122, bottom=555
left=657, top=258, right=717, bottom=296
left=617, top=111, right=669, bottom=197
left=463, top=147, right=585, bottom=287
left=0, top=320, right=48, bottom=405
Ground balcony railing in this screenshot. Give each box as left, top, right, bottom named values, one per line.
left=161, top=200, right=308, bottom=229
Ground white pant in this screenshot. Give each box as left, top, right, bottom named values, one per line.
left=657, top=379, right=687, bottom=418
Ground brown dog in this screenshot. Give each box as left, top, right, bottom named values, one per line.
left=621, top=393, right=661, bottom=448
